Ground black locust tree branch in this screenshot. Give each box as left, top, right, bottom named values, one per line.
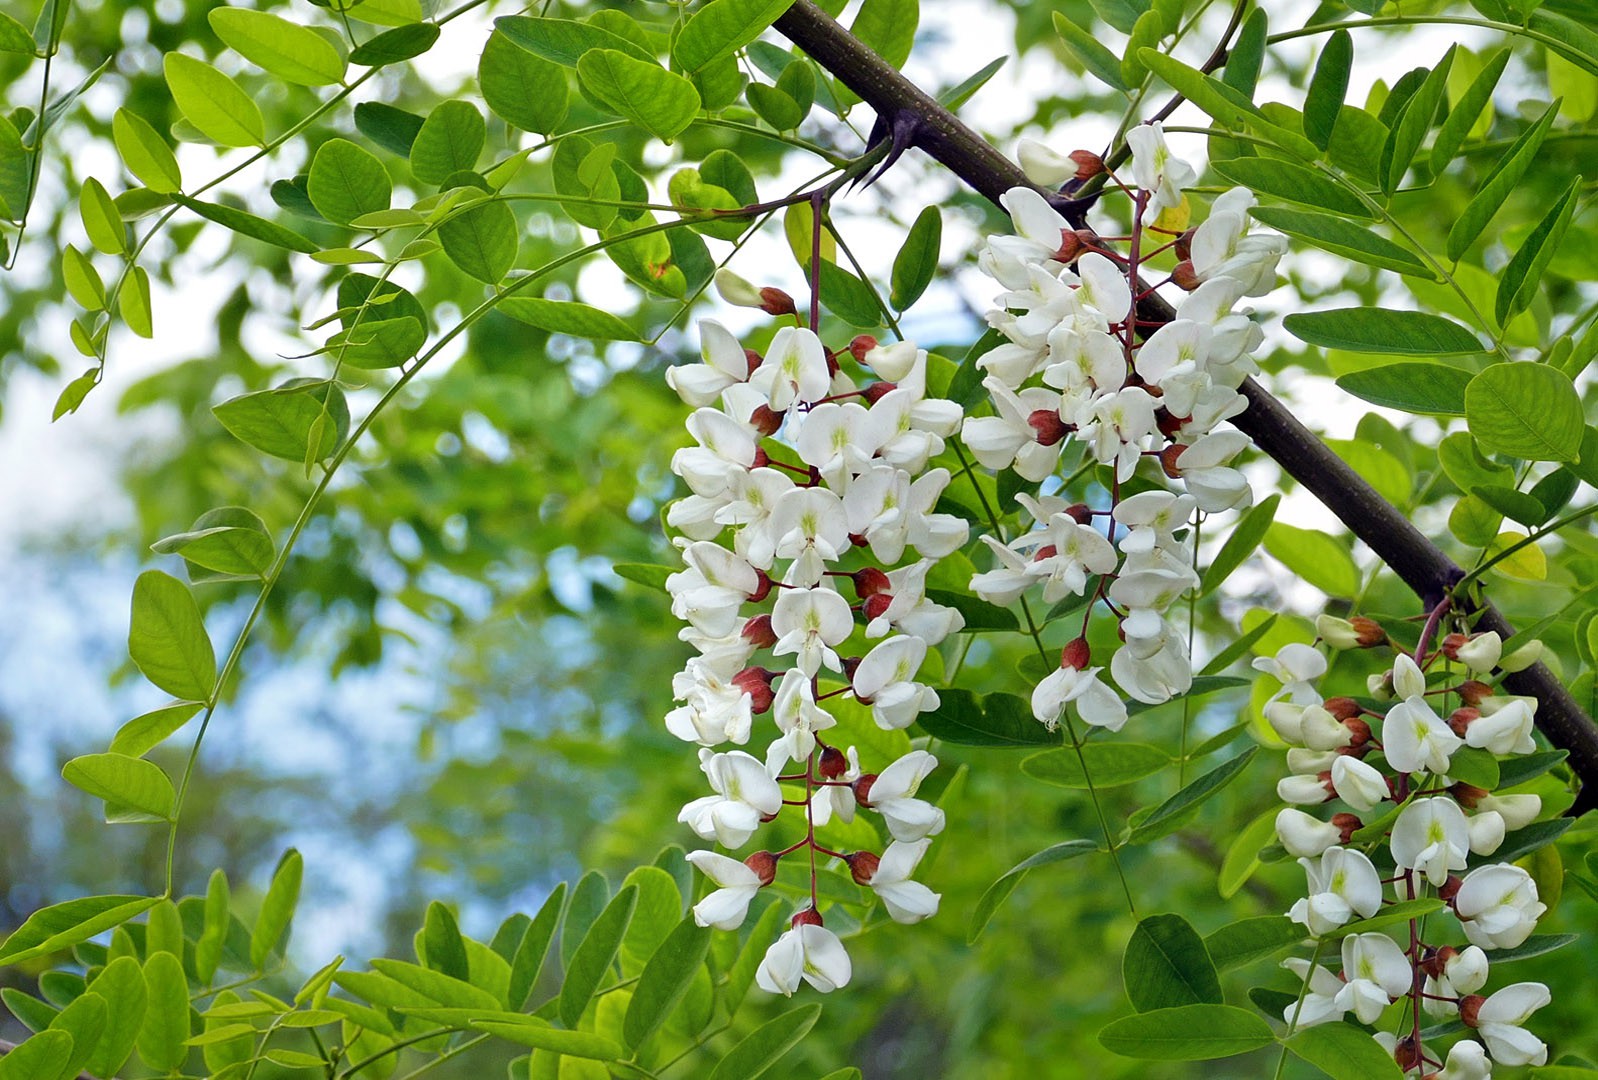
left=772, top=0, right=1598, bottom=812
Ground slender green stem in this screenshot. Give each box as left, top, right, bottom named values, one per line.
left=337, top=1027, right=456, bottom=1079
left=1452, top=502, right=1598, bottom=596
left=392, top=1034, right=487, bottom=1080
left=1266, top=15, right=1598, bottom=75
left=1272, top=938, right=1327, bottom=1080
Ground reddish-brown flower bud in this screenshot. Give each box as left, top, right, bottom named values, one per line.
left=752, top=447, right=770, bottom=469
left=1065, top=502, right=1094, bottom=525
left=747, top=571, right=774, bottom=604
left=733, top=667, right=779, bottom=713
left=1174, top=228, right=1195, bottom=263
left=853, top=773, right=878, bottom=807
left=744, top=347, right=764, bottom=376
left=853, top=567, right=891, bottom=598
left=1440, top=874, right=1464, bottom=905
left=1170, top=260, right=1201, bottom=291
left=1069, top=149, right=1104, bottom=179
left=1052, top=230, right=1083, bottom=264
left=1451, top=781, right=1488, bottom=809
left=841, top=655, right=862, bottom=682
left=818, top=745, right=848, bottom=779
left=850, top=532, right=871, bottom=547
left=1062, top=637, right=1092, bottom=671
left=1331, top=812, right=1362, bottom=843
left=850, top=334, right=879, bottom=362
left=1343, top=717, right=1372, bottom=747
left=744, top=850, right=778, bottom=885
left=863, top=593, right=892, bottom=621
left=1031, top=544, right=1059, bottom=562
left=1322, top=696, right=1360, bottom=721
left=760, top=287, right=797, bottom=317
left=1419, top=944, right=1456, bottom=980
left=1155, top=407, right=1187, bottom=437
left=861, top=381, right=896, bottom=403
left=1441, top=632, right=1469, bottom=661
left=1028, top=408, right=1071, bottom=446
left=1351, top=616, right=1388, bottom=648
left=1394, top=1035, right=1424, bottom=1072
left=1159, top=443, right=1186, bottom=480
left=750, top=404, right=783, bottom=436
left=791, top=906, right=824, bottom=928
left=741, top=614, right=777, bottom=648
left=1448, top=707, right=1481, bottom=739
left=845, top=850, right=881, bottom=886
left=1459, top=994, right=1486, bottom=1028
left=1458, top=680, right=1493, bottom=706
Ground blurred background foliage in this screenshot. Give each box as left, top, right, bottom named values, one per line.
left=3, top=0, right=1598, bottom=1076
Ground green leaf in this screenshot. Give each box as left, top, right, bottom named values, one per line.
left=1217, top=810, right=1281, bottom=901
left=175, top=194, right=319, bottom=254
left=213, top=379, right=349, bottom=462
left=1485, top=933, right=1579, bottom=965
left=62, top=753, right=174, bottom=824
left=1432, top=48, right=1510, bottom=174
left=1263, top=523, right=1359, bottom=597
left=1488, top=818, right=1573, bottom=865
left=675, top=0, right=796, bottom=75
left=0, top=1031, right=73, bottom=1080
left=1380, top=46, right=1453, bottom=194
left=1021, top=743, right=1172, bottom=789
left=848, top=0, right=917, bottom=69
left=938, top=55, right=1006, bottom=110
left=307, top=138, right=391, bottom=226
left=1284, top=308, right=1481, bottom=356
left=1496, top=176, right=1580, bottom=326
left=0, top=115, right=28, bottom=220
left=1220, top=8, right=1266, bottom=95
left=113, top=108, right=181, bottom=193
left=208, top=8, right=345, bottom=86
left=79, top=177, right=125, bottom=255
left=1287, top=1022, right=1405, bottom=1080
left=815, top=260, right=883, bottom=327
left=0, top=11, right=35, bottom=54
left=918, top=689, right=1060, bottom=748
left=1098, top=1004, right=1274, bottom=1060
left=1303, top=30, right=1352, bottom=150
left=109, top=701, right=203, bottom=758
left=618, top=866, right=681, bottom=977
left=469, top=1018, right=624, bottom=1059
left=439, top=199, right=517, bottom=283
left=137, top=952, right=189, bottom=1073
left=1208, top=158, right=1369, bottom=217
left=1051, top=10, right=1129, bottom=93
left=1123, top=914, right=1221, bottom=1011
left=0, top=895, right=160, bottom=968
left=924, top=588, right=1016, bottom=632
left=163, top=53, right=266, bottom=148
left=1121, top=10, right=1165, bottom=87
left=369, top=959, right=499, bottom=1010
left=1446, top=102, right=1558, bottom=261
left=195, top=870, right=230, bottom=985
left=1499, top=749, right=1568, bottom=789
left=1472, top=485, right=1545, bottom=527
left=354, top=101, right=424, bottom=157
left=127, top=569, right=215, bottom=701
left=346, top=0, right=422, bottom=27
left=152, top=519, right=275, bottom=579
left=411, top=101, right=486, bottom=186
left=350, top=23, right=440, bottom=66
left=1447, top=746, right=1501, bottom=790
left=1203, top=915, right=1303, bottom=972
left=889, top=205, right=940, bottom=311
left=418, top=901, right=470, bottom=982
left=498, top=298, right=642, bottom=341
left=1465, top=362, right=1584, bottom=462
left=623, top=918, right=709, bottom=1050
left=49, top=990, right=105, bottom=1076
left=968, top=839, right=1098, bottom=943
left=1324, top=897, right=1443, bottom=939
left=705, top=1004, right=821, bottom=1080
left=1126, top=748, right=1258, bottom=845
left=1200, top=493, right=1277, bottom=595
left=83, top=957, right=146, bottom=1078
left=1335, top=362, right=1473, bottom=416
left=479, top=30, right=568, bottom=134
left=1199, top=615, right=1279, bottom=677
left=748, top=82, right=803, bottom=130
left=62, top=246, right=104, bottom=310
left=577, top=50, right=701, bottom=142
left=119, top=265, right=153, bottom=338
left=1249, top=206, right=1431, bottom=277
left=493, top=16, right=653, bottom=67
left=507, top=884, right=564, bottom=1010
left=250, top=849, right=304, bottom=969
left=559, top=885, right=638, bottom=1027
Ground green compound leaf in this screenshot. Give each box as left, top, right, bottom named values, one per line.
left=1465, top=362, right=1584, bottom=462
left=163, top=52, right=266, bottom=148
left=1284, top=308, right=1482, bottom=356
left=675, top=0, right=796, bottom=75
left=576, top=50, right=701, bottom=142
left=1335, top=362, right=1474, bottom=416
left=1123, top=913, right=1221, bottom=1011
left=307, top=138, right=391, bottom=225
left=1098, top=1004, right=1275, bottom=1060
left=208, top=8, right=346, bottom=86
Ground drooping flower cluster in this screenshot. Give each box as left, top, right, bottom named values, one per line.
left=663, top=288, right=966, bottom=994
left=975, top=124, right=1284, bottom=733
left=1267, top=615, right=1555, bottom=1074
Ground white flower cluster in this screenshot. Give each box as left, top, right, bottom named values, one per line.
left=975, top=124, right=1285, bottom=733
left=663, top=304, right=966, bottom=995
left=1265, top=625, right=1554, bottom=1074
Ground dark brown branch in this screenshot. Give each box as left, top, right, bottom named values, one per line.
left=774, top=0, right=1598, bottom=812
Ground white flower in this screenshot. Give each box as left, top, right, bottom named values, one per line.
left=667, top=542, right=760, bottom=636
left=1473, top=982, right=1549, bottom=1067
left=770, top=586, right=853, bottom=677
left=1126, top=122, right=1196, bottom=215
left=1112, top=490, right=1194, bottom=555
left=1031, top=663, right=1127, bottom=731
left=863, top=840, right=941, bottom=923
left=1169, top=431, right=1253, bottom=512
left=1334, top=932, right=1411, bottom=1023
left=1392, top=653, right=1427, bottom=699
left=1330, top=756, right=1387, bottom=812
left=678, top=749, right=783, bottom=848
left=1301, top=704, right=1354, bottom=751
left=1500, top=639, right=1544, bottom=672
left=1439, top=1039, right=1491, bottom=1080
left=1382, top=696, right=1463, bottom=775
left=1278, top=773, right=1331, bottom=806
left=766, top=669, right=837, bottom=769
left=1455, top=632, right=1503, bottom=673
left=1391, top=797, right=1470, bottom=886
left=1467, top=810, right=1505, bottom=856
left=1287, top=846, right=1381, bottom=937
left=666, top=657, right=754, bottom=745
left=1465, top=698, right=1536, bottom=756
left=795, top=401, right=877, bottom=488
left=1016, top=138, right=1076, bottom=185
left=1279, top=958, right=1346, bottom=1028
left=1078, top=386, right=1160, bottom=481
left=1316, top=615, right=1362, bottom=650
left=748, top=326, right=829, bottom=410
left=861, top=339, right=920, bottom=380
left=1275, top=808, right=1342, bottom=858
left=961, top=377, right=1066, bottom=481
left=1042, top=324, right=1124, bottom=393
left=864, top=750, right=945, bottom=841
left=1110, top=610, right=1193, bottom=705
left=1076, top=251, right=1131, bottom=323
left=1253, top=644, right=1327, bottom=704
left=756, top=921, right=852, bottom=996
left=718, top=466, right=795, bottom=570
left=686, top=851, right=763, bottom=930
left=769, top=487, right=849, bottom=586
left=1008, top=515, right=1119, bottom=602
left=671, top=408, right=758, bottom=498
left=1455, top=864, right=1545, bottom=951
left=866, top=560, right=964, bottom=643
left=1189, top=194, right=1286, bottom=295
left=667, top=319, right=752, bottom=405
left=1478, top=793, right=1540, bottom=831
left=852, top=636, right=938, bottom=731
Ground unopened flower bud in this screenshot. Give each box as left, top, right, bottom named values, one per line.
left=1457, top=680, right=1492, bottom=706
left=1316, top=614, right=1362, bottom=650
left=1450, top=781, right=1488, bottom=809
left=844, top=850, right=881, bottom=885
left=1367, top=671, right=1395, bottom=701
left=863, top=339, right=920, bottom=380
left=849, top=334, right=878, bottom=363
left=791, top=906, right=824, bottom=928
left=748, top=570, right=774, bottom=604
left=1065, top=503, right=1093, bottom=525
left=759, top=287, right=797, bottom=317
left=841, top=655, right=862, bottom=682
left=1330, top=812, right=1361, bottom=843
left=1347, top=616, right=1386, bottom=647
left=1439, top=874, right=1463, bottom=905
left=863, top=593, right=892, bottom=620
left=1016, top=138, right=1076, bottom=186
left=741, top=614, right=777, bottom=648
left=1342, top=717, right=1371, bottom=747
left=852, top=567, right=891, bottom=598
left=1052, top=230, right=1083, bottom=264
left=744, top=850, right=778, bottom=885
left=1062, top=637, right=1092, bottom=670
left=1030, top=545, right=1059, bottom=562
left=1419, top=944, right=1455, bottom=980
left=1447, top=706, right=1480, bottom=738
left=1170, top=259, right=1201, bottom=291
left=1159, top=443, right=1185, bottom=479
left=1445, top=631, right=1502, bottom=673
left=744, top=347, right=764, bottom=376
left=1394, top=1035, right=1423, bottom=1072
left=750, top=404, right=782, bottom=435
left=1323, top=696, right=1361, bottom=721
left=1028, top=408, right=1070, bottom=446
left=1458, top=994, right=1485, bottom=1028
left=751, top=447, right=770, bottom=469
left=1174, top=228, right=1194, bottom=263
left=733, top=667, right=778, bottom=713
left=860, top=381, right=896, bottom=404
left=818, top=745, right=848, bottom=779
left=1069, top=149, right=1104, bottom=179
left=714, top=268, right=765, bottom=308
left=1155, top=407, right=1186, bottom=437
left=853, top=773, right=877, bottom=806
